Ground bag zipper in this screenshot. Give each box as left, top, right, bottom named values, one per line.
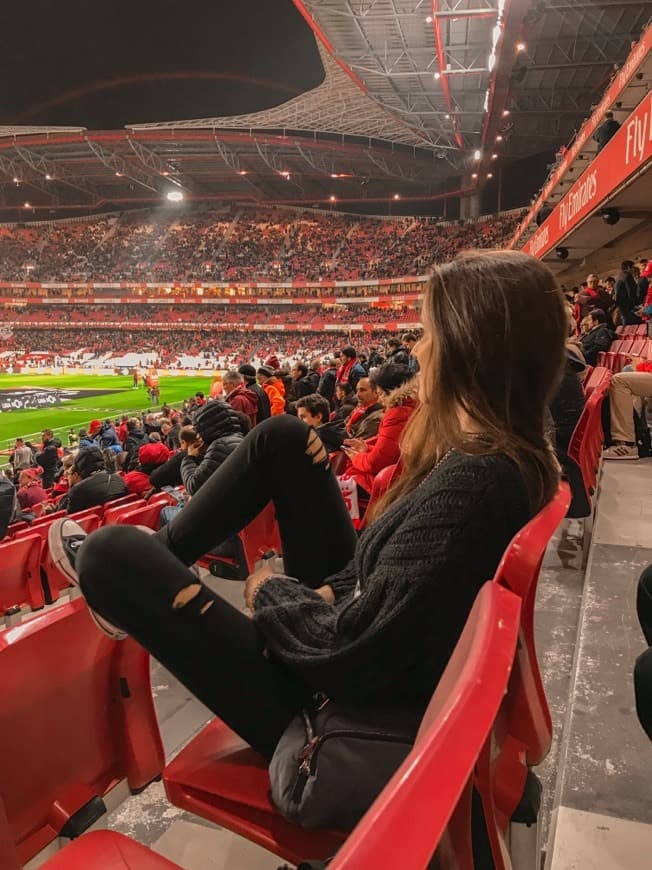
left=290, top=719, right=413, bottom=806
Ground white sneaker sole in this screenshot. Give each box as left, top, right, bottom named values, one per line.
left=48, top=518, right=127, bottom=640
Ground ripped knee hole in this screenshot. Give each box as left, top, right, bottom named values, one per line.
left=305, top=431, right=329, bottom=467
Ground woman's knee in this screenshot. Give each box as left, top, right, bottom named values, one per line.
left=78, top=525, right=146, bottom=603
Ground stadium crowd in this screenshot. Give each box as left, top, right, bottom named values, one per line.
left=0, top=207, right=521, bottom=283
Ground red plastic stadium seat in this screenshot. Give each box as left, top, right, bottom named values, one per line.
left=103, top=492, right=141, bottom=512
left=0, top=534, right=44, bottom=613
left=200, top=502, right=282, bottom=579
left=29, top=510, right=66, bottom=527
left=102, top=499, right=147, bottom=525
left=164, top=582, right=521, bottom=867
left=486, top=482, right=570, bottom=827
left=5, top=521, right=29, bottom=538
left=41, top=831, right=182, bottom=870
left=108, top=501, right=167, bottom=530
left=330, top=583, right=521, bottom=870
left=569, top=378, right=611, bottom=500
left=0, top=797, right=180, bottom=870
left=68, top=507, right=103, bottom=533
left=583, top=365, right=611, bottom=398
left=0, top=597, right=164, bottom=865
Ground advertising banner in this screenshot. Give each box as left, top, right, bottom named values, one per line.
left=523, top=91, right=652, bottom=259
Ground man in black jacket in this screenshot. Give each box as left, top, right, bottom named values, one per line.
left=317, top=358, right=338, bottom=409
left=386, top=338, right=410, bottom=367
left=238, top=364, right=271, bottom=424
left=180, top=401, right=244, bottom=495
left=291, top=363, right=315, bottom=400
left=593, top=111, right=620, bottom=152
left=296, top=394, right=347, bottom=452
left=615, top=261, right=640, bottom=325
left=124, top=418, right=149, bottom=471
left=36, top=430, right=61, bottom=489
left=580, top=309, right=614, bottom=366
left=66, top=447, right=127, bottom=514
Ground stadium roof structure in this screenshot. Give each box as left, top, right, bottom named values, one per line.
left=0, top=0, right=648, bottom=217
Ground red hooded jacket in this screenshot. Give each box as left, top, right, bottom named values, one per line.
left=347, top=387, right=417, bottom=494
left=226, top=383, right=259, bottom=428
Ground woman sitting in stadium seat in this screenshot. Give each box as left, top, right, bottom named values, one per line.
left=50, top=250, right=566, bottom=799
left=341, top=363, right=416, bottom=495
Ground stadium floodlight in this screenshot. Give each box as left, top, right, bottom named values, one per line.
left=166, top=190, right=184, bottom=202
left=516, top=42, right=526, bottom=52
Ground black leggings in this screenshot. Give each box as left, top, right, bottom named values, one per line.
left=77, top=416, right=357, bottom=758
left=634, top=567, right=652, bottom=740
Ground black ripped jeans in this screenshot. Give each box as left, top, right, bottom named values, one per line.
left=77, top=415, right=357, bottom=758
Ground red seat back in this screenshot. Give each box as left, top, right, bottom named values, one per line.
left=330, top=583, right=521, bottom=870
left=0, top=598, right=164, bottom=865
left=583, top=365, right=610, bottom=398
left=68, top=508, right=103, bottom=534
left=102, top=499, right=147, bottom=525
left=488, top=483, right=570, bottom=824
left=0, top=535, right=43, bottom=612
left=239, top=501, right=282, bottom=573
left=110, top=501, right=166, bottom=530
left=102, top=492, right=140, bottom=513
left=29, top=510, right=65, bottom=527
left=569, top=379, right=611, bottom=498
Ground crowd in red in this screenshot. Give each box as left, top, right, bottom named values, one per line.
left=0, top=207, right=521, bottom=283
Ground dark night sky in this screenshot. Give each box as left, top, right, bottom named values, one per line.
left=2, top=0, right=324, bottom=127
left=2, top=1, right=554, bottom=213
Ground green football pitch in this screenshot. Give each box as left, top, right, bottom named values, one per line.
left=0, top=373, right=214, bottom=448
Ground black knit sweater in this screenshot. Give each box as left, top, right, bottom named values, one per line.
left=254, top=451, right=532, bottom=712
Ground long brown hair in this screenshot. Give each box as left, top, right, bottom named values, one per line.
left=373, top=249, right=566, bottom=518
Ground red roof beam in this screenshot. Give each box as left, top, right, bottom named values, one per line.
left=431, top=0, right=465, bottom=148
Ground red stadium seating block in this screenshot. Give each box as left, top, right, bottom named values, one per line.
left=0, top=534, right=44, bottom=613
left=0, top=598, right=164, bottom=865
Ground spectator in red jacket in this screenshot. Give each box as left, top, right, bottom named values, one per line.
left=222, top=370, right=259, bottom=428
left=343, top=363, right=416, bottom=494
left=16, top=468, right=47, bottom=510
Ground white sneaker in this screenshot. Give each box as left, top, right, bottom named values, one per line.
left=603, top=444, right=639, bottom=460
left=48, top=518, right=144, bottom=640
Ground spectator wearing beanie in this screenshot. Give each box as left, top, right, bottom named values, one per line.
left=124, top=418, right=149, bottom=471
left=17, top=468, right=47, bottom=511
left=257, top=366, right=286, bottom=416
left=343, top=364, right=417, bottom=494
left=66, top=447, right=127, bottom=514
left=123, top=442, right=174, bottom=497
left=181, top=400, right=244, bottom=495
left=238, top=364, right=271, bottom=424
left=89, top=418, right=121, bottom=452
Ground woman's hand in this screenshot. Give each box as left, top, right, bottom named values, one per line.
left=244, top=559, right=275, bottom=610
left=343, top=437, right=368, bottom=456
left=315, top=584, right=335, bottom=605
